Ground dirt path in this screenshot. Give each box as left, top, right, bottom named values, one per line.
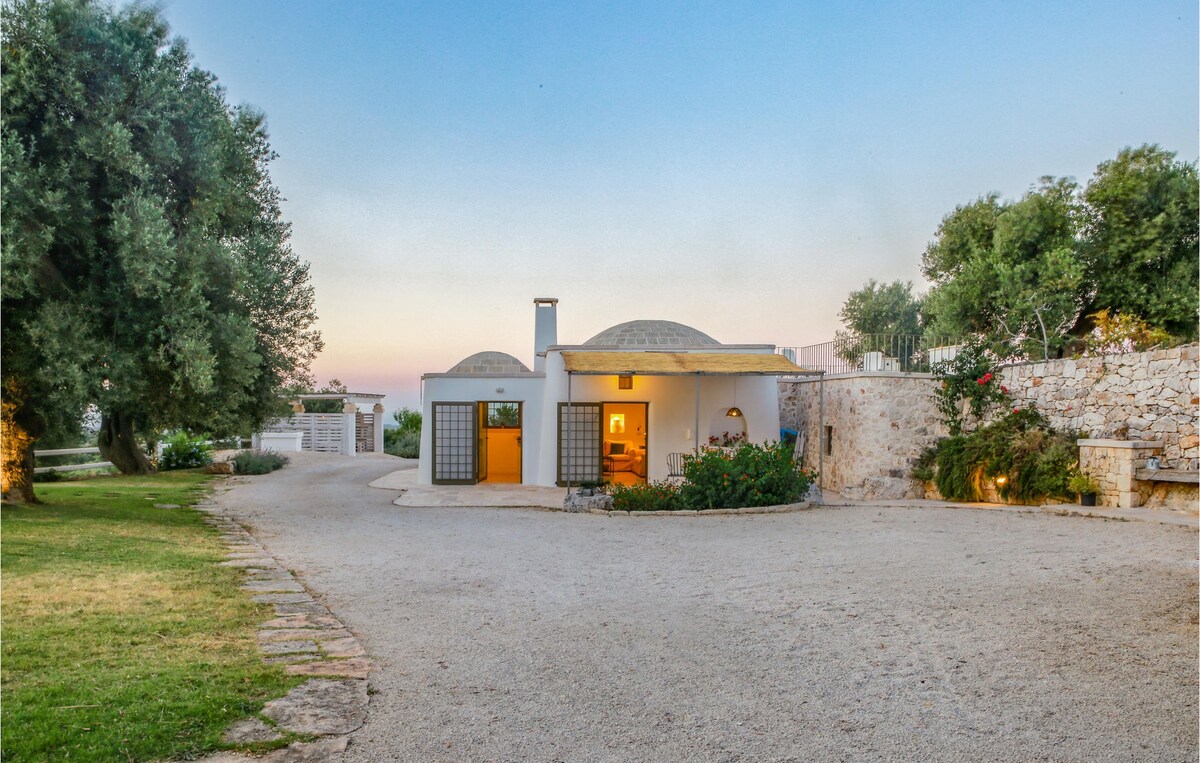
left=217, top=453, right=1198, bottom=762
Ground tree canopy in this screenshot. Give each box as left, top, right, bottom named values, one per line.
left=920, top=145, right=1197, bottom=359
left=1, top=0, right=322, bottom=499
left=838, top=279, right=924, bottom=338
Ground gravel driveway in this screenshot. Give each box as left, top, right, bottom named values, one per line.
left=216, top=453, right=1198, bottom=762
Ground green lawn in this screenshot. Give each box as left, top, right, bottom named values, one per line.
left=1, top=472, right=302, bottom=762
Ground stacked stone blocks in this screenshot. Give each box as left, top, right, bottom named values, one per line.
left=778, top=344, right=1198, bottom=508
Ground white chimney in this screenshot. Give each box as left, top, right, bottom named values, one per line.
left=533, top=297, right=558, bottom=372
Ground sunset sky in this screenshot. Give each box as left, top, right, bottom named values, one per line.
left=163, top=0, right=1198, bottom=411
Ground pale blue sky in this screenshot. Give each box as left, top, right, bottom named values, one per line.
left=163, top=0, right=1198, bottom=409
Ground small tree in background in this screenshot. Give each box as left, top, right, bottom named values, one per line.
left=385, top=407, right=422, bottom=459
left=835, top=279, right=925, bottom=367
left=300, top=380, right=349, bottom=414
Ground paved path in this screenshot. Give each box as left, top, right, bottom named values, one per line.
left=217, top=453, right=1198, bottom=762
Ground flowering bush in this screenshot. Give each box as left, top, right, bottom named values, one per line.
left=707, top=431, right=746, bottom=447
left=609, top=480, right=682, bottom=511
left=932, top=341, right=1008, bottom=435
left=680, top=441, right=812, bottom=510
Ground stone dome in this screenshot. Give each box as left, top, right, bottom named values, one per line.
left=447, top=351, right=532, bottom=375
left=583, top=320, right=720, bottom=347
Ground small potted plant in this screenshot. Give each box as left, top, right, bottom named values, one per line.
left=1068, top=471, right=1101, bottom=507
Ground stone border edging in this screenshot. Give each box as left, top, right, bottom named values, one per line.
left=589, top=500, right=812, bottom=517
left=186, top=496, right=375, bottom=762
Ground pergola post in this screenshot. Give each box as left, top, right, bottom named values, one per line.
left=694, top=373, right=701, bottom=453
left=566, top=371, right=573, bottom=495
left=818, top=371, right=825, bottom=490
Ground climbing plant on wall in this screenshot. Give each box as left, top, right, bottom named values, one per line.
left=931, top=341, right=1009, bottom=436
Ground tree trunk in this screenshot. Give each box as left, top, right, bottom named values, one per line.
left=98, top=410, right=154, bottom=474
left=1, top=379, right=42, bottom=503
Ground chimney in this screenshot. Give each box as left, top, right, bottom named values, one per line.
left=533, top=297, right=558, bottom=372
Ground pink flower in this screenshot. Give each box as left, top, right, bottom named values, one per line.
left=976, top=378, right=986, bottom=385
left=1013, top=407, right=1021, bottom=413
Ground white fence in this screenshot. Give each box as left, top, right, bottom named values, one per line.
left=262, top=413, right=352, bottom=454
left=33, top=447, right=112, bottom=474
left=355, top=412, right=378, bottom=453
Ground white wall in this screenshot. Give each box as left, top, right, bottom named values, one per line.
left=418, top=375, right=546, bottom=484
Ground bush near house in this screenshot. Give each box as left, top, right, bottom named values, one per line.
left=681, top=441, right=813, bottom=510
left=386, top=430, right=420, bottom=459
left=610, top=480, right=683, bottom=511
left=609, top=442, right=812, bottom=511
left=922, top=408, right=1078, bottom=504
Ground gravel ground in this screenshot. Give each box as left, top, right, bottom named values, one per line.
left=216, top=453, right=1198, bottom=762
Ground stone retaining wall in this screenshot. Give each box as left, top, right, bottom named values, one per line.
left=778, top=344, right=1199, bottom=503
left=995, top=344, right=1198, bottom=470
left=778, top=373, right=946, bottom=500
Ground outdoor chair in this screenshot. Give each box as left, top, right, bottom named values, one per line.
left=666, top=452, right=686, bottom=478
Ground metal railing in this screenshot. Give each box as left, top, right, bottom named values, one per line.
left=778, top=334, right=964, bottom=375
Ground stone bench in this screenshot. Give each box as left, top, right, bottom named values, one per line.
left=1135, top=468, right=1200, bottom=484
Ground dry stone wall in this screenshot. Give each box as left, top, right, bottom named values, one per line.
left=778, top=373, right=946, bottom=500
left=995, top=344, right=1198, bottom=470
left=777, top=343, right=1199, bottom=503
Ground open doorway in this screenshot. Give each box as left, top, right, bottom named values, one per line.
left=480, top=401, right=521, bottom=483
left=601, top=402, right=647, bottom=485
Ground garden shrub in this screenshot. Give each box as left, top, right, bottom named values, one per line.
left=230, top=449, right=289, bottom=475
left=159, top=432, right=213, bottom=470
left=609, top=480, right=682, bottom=512
left=931, top=408, right=1077, bottom=504
left=679, top=441, right=812, bottom=510
left=385, top=430, right=420, bottom=459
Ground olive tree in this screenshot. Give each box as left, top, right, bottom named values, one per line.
left=1, top=0, right=321, bottom=499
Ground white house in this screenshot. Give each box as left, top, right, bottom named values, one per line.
left=418, top=298, right=803, bottom=486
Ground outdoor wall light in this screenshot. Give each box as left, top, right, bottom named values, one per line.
left=726, top=407, right=744, bottom=418
left=618, top=375, right=633, bottom=390
left=994, top=475, right=1008, bottom=486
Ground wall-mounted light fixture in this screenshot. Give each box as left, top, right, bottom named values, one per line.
left=994, top=475, right=1008, bottom=487
left=610, top=413, right=625, bottom=433
left=618, top=375, right=633, bottom=390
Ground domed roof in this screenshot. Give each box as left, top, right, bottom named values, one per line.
left=447, top=351, right=531, bottom=375
left=583, top=320, right=720, bottom=347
